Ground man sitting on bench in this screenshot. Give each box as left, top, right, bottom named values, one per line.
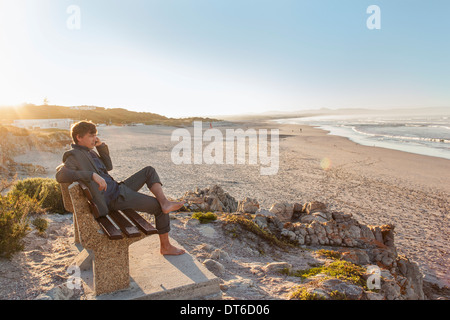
left=56, top=120, right=186, bottom=255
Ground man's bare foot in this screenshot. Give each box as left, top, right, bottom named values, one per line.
left=160, top=243, right=186, bottom=255
left=161, top=200, right=185, bottom=214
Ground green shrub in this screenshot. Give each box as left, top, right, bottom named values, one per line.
left=11, top=178, right=65, bottom=214
left=192, top=211, right=217, bottom=224
left=316, top=249, right=342, bottom=260
left=289, top=286, right=326, bottom=300
left=281, top=260, right=367, bottom=287
left=32, top=217, right=48, bottom=234
left=0, top=192, right=40, bottom=258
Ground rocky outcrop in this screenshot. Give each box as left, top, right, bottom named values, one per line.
left=269, top=202, right=293, bottom=222
left=233, top=201, right=425, bottom=300
left=181, top=185, right=238, bottom=213
left=237, top=197, right=259, bottom=214
left=186, top=191, right=426, bottom=300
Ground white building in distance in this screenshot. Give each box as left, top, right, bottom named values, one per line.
left=12, top=119, right=74, bottom=130
left=70, top=106, right=96, bottom=110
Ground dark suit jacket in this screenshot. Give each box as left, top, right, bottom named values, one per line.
left=56, top=143, right=112, bottom=217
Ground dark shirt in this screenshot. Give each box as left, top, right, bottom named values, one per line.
left=72, top=144, right=120, bottom=207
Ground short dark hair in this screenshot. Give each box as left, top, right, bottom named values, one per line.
left=71, top=120, right=97, bottom=144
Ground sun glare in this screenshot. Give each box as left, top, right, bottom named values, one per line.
left=0, top=1, right=33, bottom=108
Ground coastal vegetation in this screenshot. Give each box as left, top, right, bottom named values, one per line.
left=281, top=259, right=367, bottom=287
left=11, top=178, right=65, bottom=214
left=191, top=211, right=217, bottom=224
left=0, top=104, right=219, bottom=126
left=0, top=176, right=63, bottom=259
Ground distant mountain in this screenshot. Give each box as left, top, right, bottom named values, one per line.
left=0, top=104, right=219, bottom=126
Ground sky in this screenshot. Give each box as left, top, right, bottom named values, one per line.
left=0, top=0, right=449, bottom=118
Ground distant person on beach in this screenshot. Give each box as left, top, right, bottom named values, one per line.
left=56, top=120, right=186, bottom=255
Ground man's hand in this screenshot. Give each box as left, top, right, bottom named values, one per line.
left=94, top=136, right=103, bottom=147
left=92, top=173, right=107, bottom=191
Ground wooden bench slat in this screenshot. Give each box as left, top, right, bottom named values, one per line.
left=97, top=216, right=124, bottom=240
left=122, top=209, right=158, bottom=235
left=109, top=210, right=142, bottom=238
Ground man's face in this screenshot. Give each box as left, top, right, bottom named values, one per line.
left=77, top=132, right=97, bottom=149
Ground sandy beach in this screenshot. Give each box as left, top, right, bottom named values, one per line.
left=3, top=120, right=449, bottom=298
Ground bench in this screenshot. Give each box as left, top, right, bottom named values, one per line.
left=60, top=181, right=158, bottom=295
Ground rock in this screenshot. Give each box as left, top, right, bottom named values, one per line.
left=237, top=197, right=260, bottom=213
left=317, top=232, right=328, bottom=245
left=339, top=249, right=371, bottom=265
left=309, top=288, right=329, bottom=299
left=34, top=293, right=53, bottom=300
left=210, top=249, right=232, bottom=262
left=198, top=225, right=218, bottom=238
left=255, top=208, right=275, bottom=217
left=342, top=237, right=356, bottom=247
left=365, top=291, right=385, bottom=300
left=300, top=212, right=330, bottom=224
left=348, top=225, right=361, bottom=239
left=360, top=225, right=375, bottom=241
left=327, top=233, right=342, bottom=246
left=320, top=278, right=364, bottom=300
left=310, top=220, right=326, bottom=235
left=210, top=185, right=238, bottom=212
left=381, top=255, right=394, bottom=267
left=281, top=229, right=296, bottom=241
left=269, top=202, right=293, bottom=222
left=300, top=215, right=316, bottom=224
left=182, top=185, right=238, bottom=213
left=371, top=248, right=396, bottom=267
left=254, top=216, right=269, bottom=229
left=269, top=215, right=284, bottom=230
left=283, top=222, right=295, bottom=231
left=185, top=218, right=200, bottom=227
left=302, top=201, right=327, bottom=214
left=203, top=259, right=225, bottom=276
left=263, top=262, right=292, bottom=274
left=306, top=226, right=315, bottom=235
left=293, top=202, right=303, bottom=214
left=332, top=212, right=353, bottom=223
left=381, top=279, right=402, bottom=300
left=35, top=284, right=76, bottom=300
left=296, top=234, right=305, bottom=245
left=208, top=197, right=224, bottom=212
left=323, top=220, right=337, bottom=234
left=312, top=211, right=330, bottom=222
left=396, top=255, right=424, bottom=299
left=221, top=277, right=256, bottom=292
left=241, top=246, right=259, bottom=257
left=380, top=224, right=396, bottom=248
left=371, top=226, right=384, bottom=244
left=294, top=223, right=308, bottom=236
left=309, top=234, right=319, bottom=245
left=197, top=243, right=217, bottom=252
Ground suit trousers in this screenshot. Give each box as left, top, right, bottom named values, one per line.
left=109, top=166, right=170, bottom=234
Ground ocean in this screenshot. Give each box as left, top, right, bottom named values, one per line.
left=274, top=113, right=450, bottom=160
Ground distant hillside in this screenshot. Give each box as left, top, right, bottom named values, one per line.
left=0, top=104, right=219, bottom=126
